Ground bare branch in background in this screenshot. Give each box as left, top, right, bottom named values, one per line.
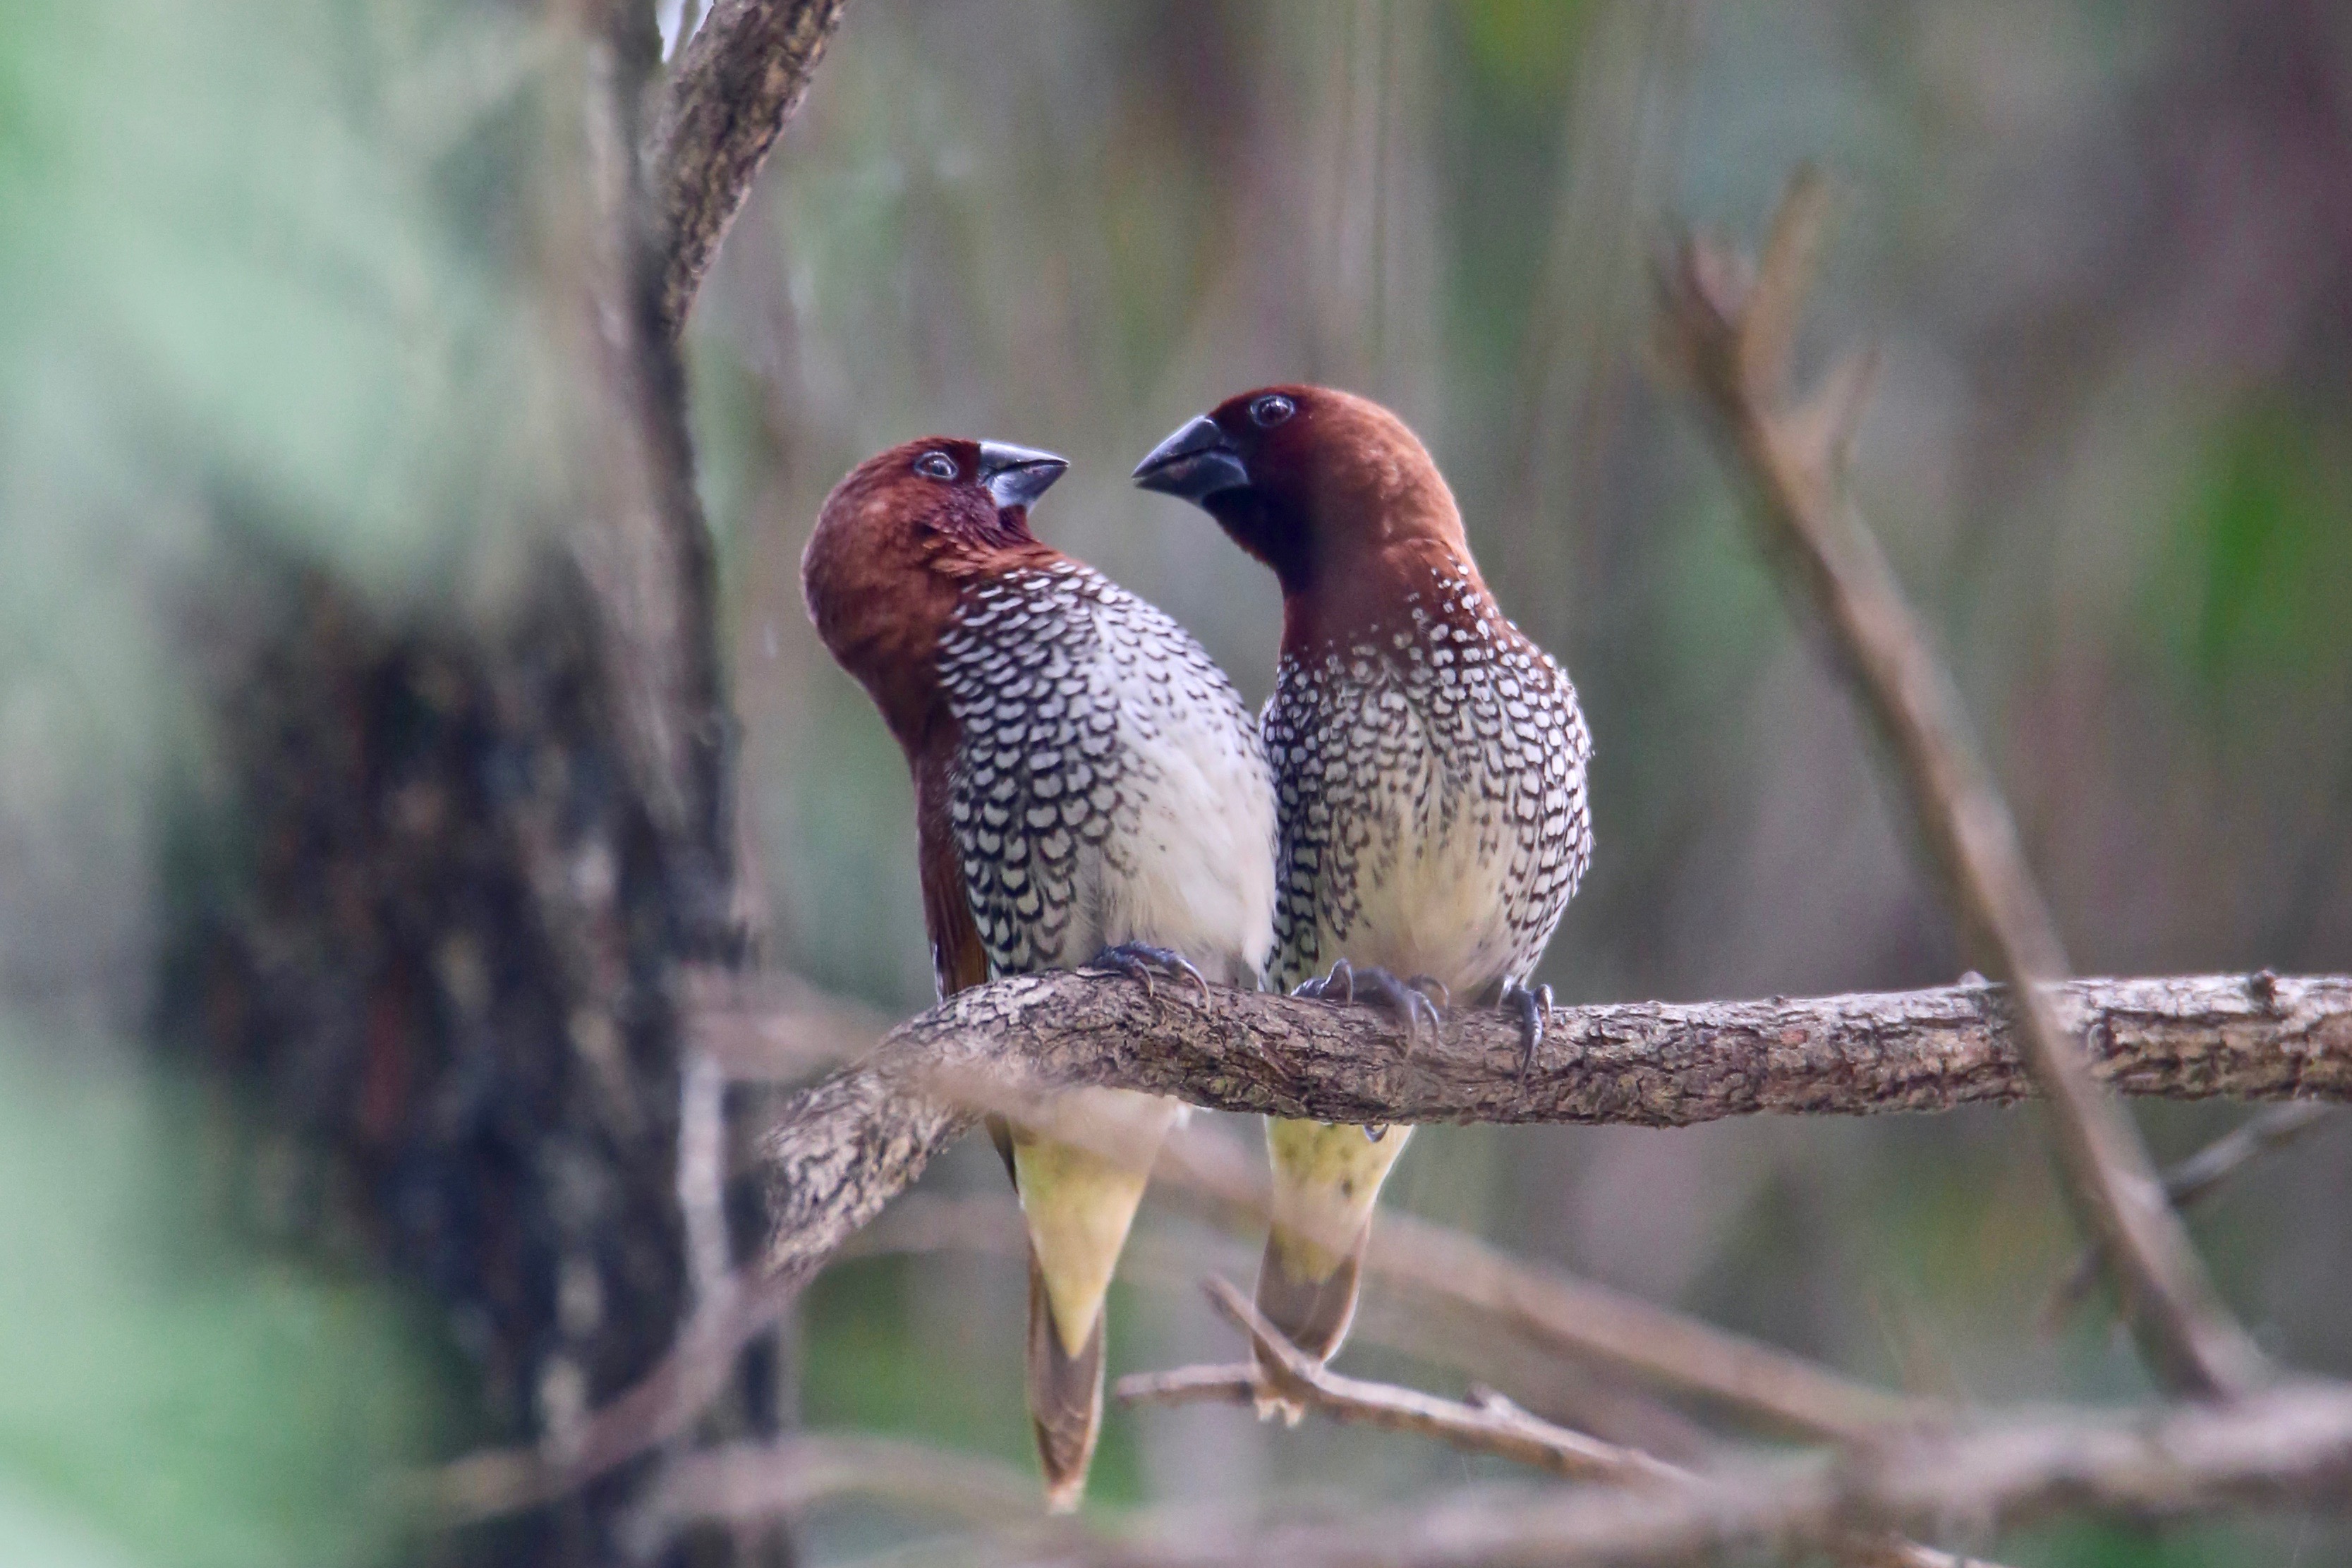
left=1143, top=1277, right=1690, bottom=1487
left=678, top=1050, right=732, bottom=1306
left=1150, top=1126, right=1924, bottom=1442
left=684, top=961, right=890, bottom=1082
left=1120, top=1282, right=1977, bottom=1568
left=998, top=1382, right=2352, bottom=1568
left=626, top=1434, right=1070, bottom=1556
left=1656, top=168, right=2270, bottom=1399
left=648, top=0, right=851, bottom=335
left=2047, top=1100, right=2341, bottom=1323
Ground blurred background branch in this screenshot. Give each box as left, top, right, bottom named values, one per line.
left=976, top=1379, right=2352, bottom=1568
left=1658, top=169, right=2269, bottom=1399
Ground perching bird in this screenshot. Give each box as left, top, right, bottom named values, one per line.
left=803, top=436, right=1277, bottom=1509
left=1134, top=386, right=1592, bottom=1406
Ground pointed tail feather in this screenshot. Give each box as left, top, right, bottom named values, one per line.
left=1253, top=1117, right=1413, bottom=1419
left=1007, top=1090, right=1178, bottom=1511
left=1027, top=1251, right=1106, bottom=1514
left=1251, top=1219, right=1368, bottom=1422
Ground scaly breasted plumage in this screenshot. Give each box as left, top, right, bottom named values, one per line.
left=804, top=436, right=1277, bottom=1506
left=1134, top=387, right=1592, bottom=1404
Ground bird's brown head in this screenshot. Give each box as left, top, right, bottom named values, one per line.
left=1132, top=385, right=1473, bottom=641
left=803, top=436, right=1066, bottom=746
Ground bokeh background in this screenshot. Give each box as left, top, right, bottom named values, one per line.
left=5, top=1, right=2351, bottom=1564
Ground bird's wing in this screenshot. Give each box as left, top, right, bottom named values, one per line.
left=934, top=566, right=1119, bottom=976
left=915, top=738, right=993, bottom=999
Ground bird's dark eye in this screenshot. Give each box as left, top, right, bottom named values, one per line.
left=914, top=451, right=959, bottom=481
left=1251, top=394, right=1295, bottom=427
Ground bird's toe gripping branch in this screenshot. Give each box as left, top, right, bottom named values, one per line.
left=1292, top=961, right=1445, bottom=1143
left=1501, top=978, right=1554, bottom=1085
left=1090, top=942, right=1211, bottom=1005
left=1292, top=956, right=1446, bottom=1043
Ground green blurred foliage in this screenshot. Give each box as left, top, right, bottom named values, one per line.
left=2170, top=408, right=2352, bottom=695
left=0, top=1019, right=449, bottom=1568
left=1, top=1, right=578, bottom=1560
left=0, top=0, right=566, bottom=933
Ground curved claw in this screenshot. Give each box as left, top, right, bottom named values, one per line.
left=1093, top=942, right=1211, bottom=1004
left=1405, top=974, right=1451, bottom=1008
left=1296, top=958, right=1441, bottom=1050
left=1503, top=978, right=1554, bottom=1084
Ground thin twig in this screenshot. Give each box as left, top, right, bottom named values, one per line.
left=625, top=1433, right=1084, bottom=1555
left=1139, top=1280, right=1980, bottom=1568
left=2047, top=1101, right=2340, bottom=1323
left=1151, top=1124, right=1925, bottom=1442
left=1656, top=167, right=2269, bottom=1399
left=1180, top=1278, right=1690, bottom=1487
left=847, top=1190, right=1721, bottom=1461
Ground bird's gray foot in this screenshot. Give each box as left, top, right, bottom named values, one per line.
left=1091, top=942, right=1210, bottom=1004
left=1501, top=977, right=1553, bottom=1084
left=1293, top=957, right=1443, bottom=1045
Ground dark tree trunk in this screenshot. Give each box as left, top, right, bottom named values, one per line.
left=158, top=542, right=778, bottom=1567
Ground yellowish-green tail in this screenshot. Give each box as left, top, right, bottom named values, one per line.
left=1253, top=1117, right=1413, bottom=1420
left=1007, top=1089, right=1177, bottom=1511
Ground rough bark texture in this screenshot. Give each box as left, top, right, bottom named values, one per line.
left=760, top=970, right=2352, bottom=1280
left=648, top=0, right=851, bottom=336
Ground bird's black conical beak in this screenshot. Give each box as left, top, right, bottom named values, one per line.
left=1132, top=415, right=1249, bottom=502
left=976, top=441, right=1069, bottom=511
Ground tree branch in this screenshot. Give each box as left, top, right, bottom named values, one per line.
left=1150, top=1125, right=1925, bottom=1443
left=648, top=0, right=851, bottom=335
left=1127, top=1280, right=1977, bottom=1568
left=625, top=1433, right=1065, bottom=1555
left=759, top=967, right=2351, bottom=1289
left=1145, top=1277, right=1687, bottom=1486
left=2047, top=1101, right=2341, bottom=1323
left=428, top=971, right=2346, bottom=1533
left=685, top=972, right=1919, bottom=1447
left=1656, top=168, right=2268, bottom=1398
left=1022, top=1380, right=2352, bottom=1567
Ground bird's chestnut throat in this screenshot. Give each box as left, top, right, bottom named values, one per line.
left=1274, top=542, right=1494, bottom=666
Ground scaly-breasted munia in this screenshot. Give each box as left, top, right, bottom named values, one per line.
left=1135, top=387, right=1592, bottom=1409
left=804, top=436, right=1278, bottom=1507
